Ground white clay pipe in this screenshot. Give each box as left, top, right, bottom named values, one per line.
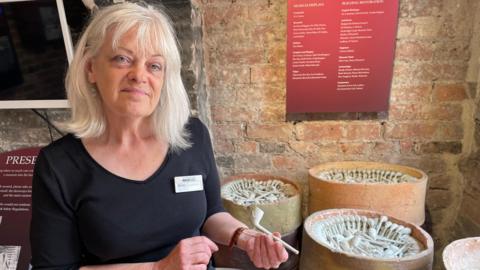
left=251, top=207, right=300, bottom=255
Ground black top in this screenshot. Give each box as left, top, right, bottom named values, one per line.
left=30, top=118, right=225, bottom=269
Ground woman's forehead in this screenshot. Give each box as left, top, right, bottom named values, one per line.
left=106, top=27, right=164, bottom=57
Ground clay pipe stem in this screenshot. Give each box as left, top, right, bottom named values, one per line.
left=255, top=224, right=300, bottom=255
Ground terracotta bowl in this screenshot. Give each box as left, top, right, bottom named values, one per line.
left=300, top=208, right=434, bottom=270
left=443, top=237, right=480, bottom=270
left=309, top=161, right=428, bottom=225
left=221, top=173, right=302, bottom=234
left=217, top=174, right=302, bottom=270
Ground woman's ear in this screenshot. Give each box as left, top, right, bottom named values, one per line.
left=86, top=59, right=96, bottom=84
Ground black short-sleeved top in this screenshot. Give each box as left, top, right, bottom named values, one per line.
left=30, top=118, right=225, bottom=269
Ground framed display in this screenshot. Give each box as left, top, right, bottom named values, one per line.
left=286, top=0, right=399, bottom=113
left=0, top=0, right=73, bottom=109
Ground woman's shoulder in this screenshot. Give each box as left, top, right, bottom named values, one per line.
left=186, top=117, right=209, bottom=134
left=39, top=133, right=80, bottom=157
left=184, top=117, right=212, bottom=147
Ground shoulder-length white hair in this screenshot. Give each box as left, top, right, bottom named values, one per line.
left=62, top=2, right=191, bottom=151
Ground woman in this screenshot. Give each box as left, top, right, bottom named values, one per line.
left=30, top=2, right=288, bottom=270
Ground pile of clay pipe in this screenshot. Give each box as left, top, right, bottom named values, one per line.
left=312, top=214, right=421, bottom=258
left=317, top=169, right=418, bottom=184
left=221, top=178, right=295, bottom=206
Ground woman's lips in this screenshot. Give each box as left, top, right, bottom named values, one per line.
left=121, top=87, right=150, bottom=96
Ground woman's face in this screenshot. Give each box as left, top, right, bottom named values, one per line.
left=86, top=27, right=165, bottom=120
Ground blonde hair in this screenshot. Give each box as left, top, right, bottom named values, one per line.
left=62, top=2, right=191, bottom=151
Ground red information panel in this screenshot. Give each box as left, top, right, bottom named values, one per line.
left=0, top=147, right=40, bottom=270
left=287, top=0, right=399, bottom=113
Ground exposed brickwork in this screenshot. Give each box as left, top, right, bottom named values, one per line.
left=197, top=1, right=478, bottom=269
left=295, top=122, right=344, bottom=141
left=259, top=142, right=286, bottom=154
left=0, top=109, right=68, bottom=152
left=345, top=123, right=382, bottom=141
left=371, top=141, right=400, bottom=157
left=390, top=84, right=432, bottom=103
left=419, top=141, right=463, bottom=154
left=432, top=83, right=468, bottom=102
left=385, top=122, right=437, bottom=140
left=389, top=103, right=463, bottom=121
left=247, top=123, right=292, bottom=141
left=458, top=150, right=480, bottom=240
left=234, top=141, right=257, bottom=154
left=212, top=123, right=245, bottom=139
left=395, top=40, right=435, bottom=61
left=461, top=193, right=480, bottom=226
left=272, top=155, right=304, bottom=171
left=399, top=0, right=443, bottom=18
left=427, top=189, right=453, bottom=211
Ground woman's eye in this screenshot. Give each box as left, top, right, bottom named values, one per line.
left=150, top=63, right=163, bottom=72
left=113, top=55, right=131, bottom=65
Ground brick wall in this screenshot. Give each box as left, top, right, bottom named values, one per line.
left=456, top=0, right=480, bottom=250
left=196, top=0, right=477, bottom=268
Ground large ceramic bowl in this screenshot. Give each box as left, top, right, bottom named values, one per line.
left=443, top=237, right=480, bottom=270
left=309, top=161, right=428, bottom=225
left=300, top=208, right=434, bottom=270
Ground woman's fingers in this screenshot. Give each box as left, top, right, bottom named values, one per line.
left=253, top=234, right=264, bottom=268
left=265, top=234, right=281, bottom=268
left=275, top=240, right=288, bottom=263
left=272, top=232, right=289, bottom=263
left=242, top=231, right=290, bottom=269
left=189, top=252, right=211, bottom=265
left=246, top=235, right=256, bottom=260
left=164, top=236, right=217, bottom=270
left=260, top=235, right=270, bottom=268
left=187, top=236, right=218, bottom=252
left=201, top=236, right=219, bottom=252
left=179, top=236, right=218, bottom=259
left=189, top=265, right=208, bottom=270
left=257, top=233, right=290, bottom=269
left=187, top=236, right=218, bottom=257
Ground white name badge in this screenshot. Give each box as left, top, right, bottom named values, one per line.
left=174, top=175, right=204, bottom=193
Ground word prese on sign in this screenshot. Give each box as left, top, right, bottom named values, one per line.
left=0, top=147, right=40, bottom=270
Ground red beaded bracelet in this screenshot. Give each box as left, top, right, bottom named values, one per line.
left=228, top=227, right=248, bottom=248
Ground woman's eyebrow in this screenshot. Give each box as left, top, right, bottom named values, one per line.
left=115, top=47, right=134, bottom=54
left=116, top=47, right=164, bottom=58
left=149, top=53, right=164, bottom=58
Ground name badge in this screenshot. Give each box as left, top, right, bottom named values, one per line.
left=174, top=175, right=204, bottom=193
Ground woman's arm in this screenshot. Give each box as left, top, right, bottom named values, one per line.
left=30, top=151, right=84, bottom=269
left=202, top=212, right=247, bottom=246
left=202, top=212, right=288, bottom=269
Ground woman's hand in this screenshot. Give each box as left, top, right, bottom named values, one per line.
left=237, top=229, right=289, bottom=269
left=154, top=236, right=218, bottom=270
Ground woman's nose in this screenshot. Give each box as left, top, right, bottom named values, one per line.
left=127, top=64, right=147, bottom=83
